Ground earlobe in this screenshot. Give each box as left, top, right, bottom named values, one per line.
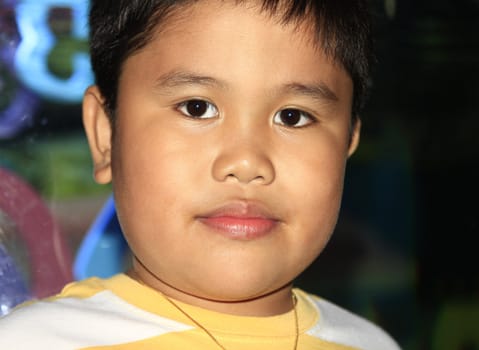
left=347, top=117, right=361, bottom=157
left=82, top=86, right=113, bottom=184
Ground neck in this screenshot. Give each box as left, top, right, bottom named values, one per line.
left=128, top=261, right=295, bottom=317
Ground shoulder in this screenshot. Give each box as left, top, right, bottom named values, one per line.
left=0, top=275, right=191, bottom=350
left=299, top=290, right=401, bottom=350
left=0, top=277, right=108, bottom=349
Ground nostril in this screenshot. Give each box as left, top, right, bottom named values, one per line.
left=253, top=175, right=265, bottom=182
left=211, top=150, right=275, bottom=185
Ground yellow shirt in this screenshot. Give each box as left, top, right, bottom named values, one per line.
left=0, top=274, right=400, bottom=350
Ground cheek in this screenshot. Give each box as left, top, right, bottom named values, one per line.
left=278, top=134, right=348, bottom=205
left=293, top=164, right=345, bottom=236
left=110, top=128, right=198, bottom=234
left=278, top=141, right=347, bottom=247
left=114, top=123, right=195, bottom=184
left=111, top=139, right=195, bottom=270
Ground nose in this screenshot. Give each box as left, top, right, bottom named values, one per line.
left=211, top=135, right=275, bottom=185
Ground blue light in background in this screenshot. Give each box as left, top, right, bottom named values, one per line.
left=14, top=0, right=93, bottom=103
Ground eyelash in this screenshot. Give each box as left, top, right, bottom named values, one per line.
left=176, top=99, right=316, bottom=128
left=272, top=108, right=316, bottom=128
left=176, top=99, right=219, bottom=119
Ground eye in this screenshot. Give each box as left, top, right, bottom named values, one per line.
left=273, top=108, right=315, bottom=128
left=177, top=99, right=218, bottom=119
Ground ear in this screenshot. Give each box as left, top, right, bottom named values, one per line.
left=347, top=117, right=361, bottom=157
left=82, top=86, right=113, bottom=184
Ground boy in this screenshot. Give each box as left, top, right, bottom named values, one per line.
left=0, top=0, right=401, bottom=349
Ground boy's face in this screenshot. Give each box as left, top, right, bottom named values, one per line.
left=84, top=0, right=359, bottom=312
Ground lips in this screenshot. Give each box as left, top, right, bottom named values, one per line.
left=197, top=201, right=280, bottom=240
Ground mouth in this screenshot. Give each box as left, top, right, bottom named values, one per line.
left=196, top=201, right=280, bottom=240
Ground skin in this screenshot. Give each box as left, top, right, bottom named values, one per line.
left=83, top=0, right=360, bottom=317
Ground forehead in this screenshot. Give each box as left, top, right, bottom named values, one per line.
left=141, top=0, right=338, bottom=70
left=151, top=0, right=321, bottom=48
left=121, top=0, right=352, bottom=105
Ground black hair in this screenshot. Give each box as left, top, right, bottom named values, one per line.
left=89, top=0, right=373, bottom=122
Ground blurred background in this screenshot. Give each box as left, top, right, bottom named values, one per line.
left=0, top=0, right=478, bottom=348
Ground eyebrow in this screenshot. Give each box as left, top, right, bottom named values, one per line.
left=154, top=70, right=339, bottom=103
left=154, top=70, right=227, bottom=93
left=280, top=82, right=339, bottom=103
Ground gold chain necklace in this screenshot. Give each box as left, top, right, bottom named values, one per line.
left=160, top=290, right=299, bottom=350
